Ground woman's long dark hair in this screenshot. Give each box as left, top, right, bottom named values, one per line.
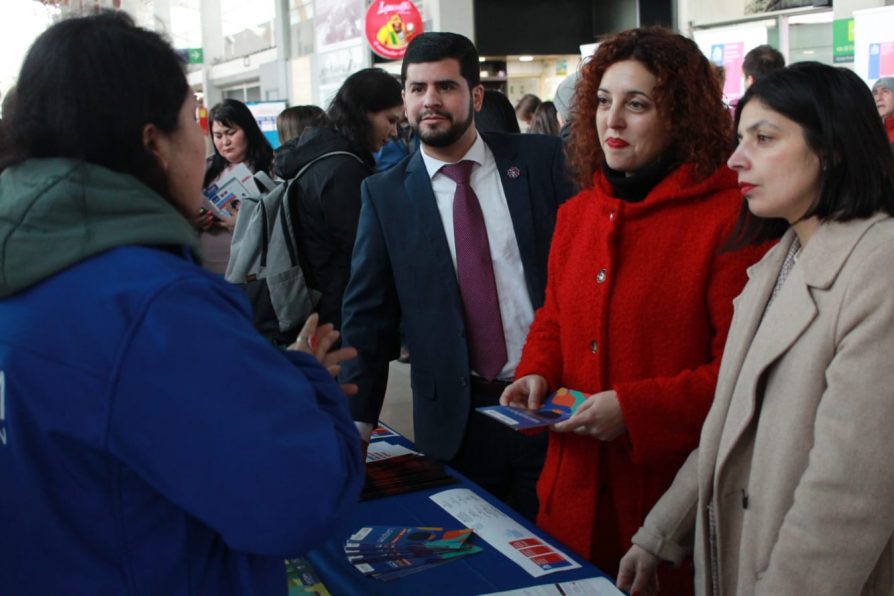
left=327, top=68, right=402, bottom=154
left=727, top=62, right=894, bottom=247
left=203, top=99, right=273, bottom=188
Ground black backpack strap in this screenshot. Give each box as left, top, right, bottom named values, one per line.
left=258, top=199, right=270, bottom=268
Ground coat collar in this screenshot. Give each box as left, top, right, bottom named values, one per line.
left=709, top=213, right=890, bottom=478
left=797, top=212, right=889, bottom=289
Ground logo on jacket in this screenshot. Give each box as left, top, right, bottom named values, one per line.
left=0, top=370, right=6, bottom=446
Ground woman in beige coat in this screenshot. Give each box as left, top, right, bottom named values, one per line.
left=618, top=63, right=894, bottom=596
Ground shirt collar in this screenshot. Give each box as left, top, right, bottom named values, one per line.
left=420, top=133, right=486, bottom=180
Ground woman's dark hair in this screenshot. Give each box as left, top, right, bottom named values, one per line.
left=203, top=99, right=273, bottom=188
left=528, top=101, right=560, bottom=136
left=514, top=94, right=541, bottom=124
left=568, top=27, right=732, bottom=189
left=475, top=90, right=520, bottom=134
left=327, top=68, right=403, bottom=154
left=728, top=62, right=894, bottom=246
left=0, top=11, right=187, bottom=201
left=276, top=105, right=329, bottom=144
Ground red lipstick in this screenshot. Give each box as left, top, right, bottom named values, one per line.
left=739, top=183, right=756, bottom=197
left=605, top=137, right=629, bottom=149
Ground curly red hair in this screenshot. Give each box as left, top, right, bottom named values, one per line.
left=567, top=27, right=733, bottom=189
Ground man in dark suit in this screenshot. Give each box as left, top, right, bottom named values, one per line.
left=340, top=32, right=575, bottom=519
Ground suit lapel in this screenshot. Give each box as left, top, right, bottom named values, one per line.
left=403, top=150, right=456, bottom=280
left=483, top=133, right=541, bottom=303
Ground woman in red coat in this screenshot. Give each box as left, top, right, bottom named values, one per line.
left=500, top=28, right=768, bottom=594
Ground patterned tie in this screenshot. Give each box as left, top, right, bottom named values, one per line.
left=440, top=160, right=508, bottom=380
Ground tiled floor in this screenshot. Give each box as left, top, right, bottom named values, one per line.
left=379, top=360, right=414, bottom=441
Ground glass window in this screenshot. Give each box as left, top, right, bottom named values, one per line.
left=289, top=0, right=314, bottom=57
left=789, top=21, right=833, bottom=65
left=221, top=0, right=275, bottom=59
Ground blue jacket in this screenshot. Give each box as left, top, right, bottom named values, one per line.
left=0, top=159, right=363, bottom=595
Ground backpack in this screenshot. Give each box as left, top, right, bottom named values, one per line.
left=225, top=151, right=362, bottom=342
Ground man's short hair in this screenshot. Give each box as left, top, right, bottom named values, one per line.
left=742, top=45, right=786, bottom=83
left=401, top=32, right=480, bottom=89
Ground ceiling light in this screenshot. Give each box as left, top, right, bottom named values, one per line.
left=788, top=11, right=833, bottom=25
left=518, top=55, right=534, bottom=62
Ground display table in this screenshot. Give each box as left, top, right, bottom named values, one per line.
left=305, top=425, right=618, bottom=595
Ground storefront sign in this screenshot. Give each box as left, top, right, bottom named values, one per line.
left=833, top=18, right=854, bottom=64
left=364, top=0, right=423, bottom=60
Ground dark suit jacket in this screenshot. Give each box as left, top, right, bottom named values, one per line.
left=340, top=132, right=576, bottom=460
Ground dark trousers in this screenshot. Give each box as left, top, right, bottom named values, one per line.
left=446, top=378, right=547, bottom=521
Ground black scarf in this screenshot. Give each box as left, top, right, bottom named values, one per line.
left=602, top=155, right=676, bottom=202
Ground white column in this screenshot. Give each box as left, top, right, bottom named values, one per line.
left=428, top=0, right=475, bottom=42
left=200, top=0, right=224, bottom=108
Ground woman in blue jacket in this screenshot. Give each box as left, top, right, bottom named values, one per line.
left=0, top=12, right=363, bottom=595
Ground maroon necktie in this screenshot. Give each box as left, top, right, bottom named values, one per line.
left=440, top=160, right=507, bottom=380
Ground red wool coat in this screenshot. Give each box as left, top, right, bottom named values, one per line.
left=516, top=163, right=767, bottom=589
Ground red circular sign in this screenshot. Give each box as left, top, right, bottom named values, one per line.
left=365, top=0, right=423, bottom=60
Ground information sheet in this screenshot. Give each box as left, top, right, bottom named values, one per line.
left=430, top=489, right=581, bottom=578
left=480, top=576, right=623, bottom=595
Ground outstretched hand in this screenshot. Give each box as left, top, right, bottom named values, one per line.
left=289, top=313, right=359, bottom=395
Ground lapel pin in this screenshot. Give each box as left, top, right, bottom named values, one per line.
left=507, top=166, right=520, bottom=179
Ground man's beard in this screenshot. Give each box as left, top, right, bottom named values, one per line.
left=413, top=98, right=474, bottom=148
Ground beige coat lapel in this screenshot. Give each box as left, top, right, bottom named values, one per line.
left=697, top=233, right=792, bottom=490
left=713, top=214, right=888, bottom=477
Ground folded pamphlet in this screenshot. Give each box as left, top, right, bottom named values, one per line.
left=476, top=388, right=588, bottom=430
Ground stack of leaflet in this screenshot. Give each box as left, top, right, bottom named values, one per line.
left=362, top=453, right=456, bottom=500
left=345, top=526, right=481, bottom=581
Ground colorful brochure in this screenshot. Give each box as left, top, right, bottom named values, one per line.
left=202, top=162, right=260, bottom=217
left=476, top=388, right=588, bottom=430
left=344, top=525, right=480, bottom=581
left=346, top=526, right=472, bottom=552
left=285, top=557, right=331, bottom=595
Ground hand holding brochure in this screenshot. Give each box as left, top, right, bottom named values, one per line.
left=476, top=388, right=588, bottom=430
left=202, top=163, right=260, bottom=217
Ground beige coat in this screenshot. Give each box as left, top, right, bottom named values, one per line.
left=633, top=214, right=894, bottom=596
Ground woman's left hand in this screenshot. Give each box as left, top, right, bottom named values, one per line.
left=551, top=390, right=626, bottom=441
left=212, top=201, right=240, bottom=232
left=288, top=313, right=359, bottom=395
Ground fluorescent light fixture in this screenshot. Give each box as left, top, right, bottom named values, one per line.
left=479, top=56, right=486, bottom=63
left=518, top=55, right=534, bottom=62
left=788, top=11, right=833, bottom=25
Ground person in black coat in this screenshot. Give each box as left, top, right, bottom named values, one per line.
left=273, top=69, right=403, bottom=330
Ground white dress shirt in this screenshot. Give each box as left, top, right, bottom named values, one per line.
left=420, top=133, right=535, bottom=381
